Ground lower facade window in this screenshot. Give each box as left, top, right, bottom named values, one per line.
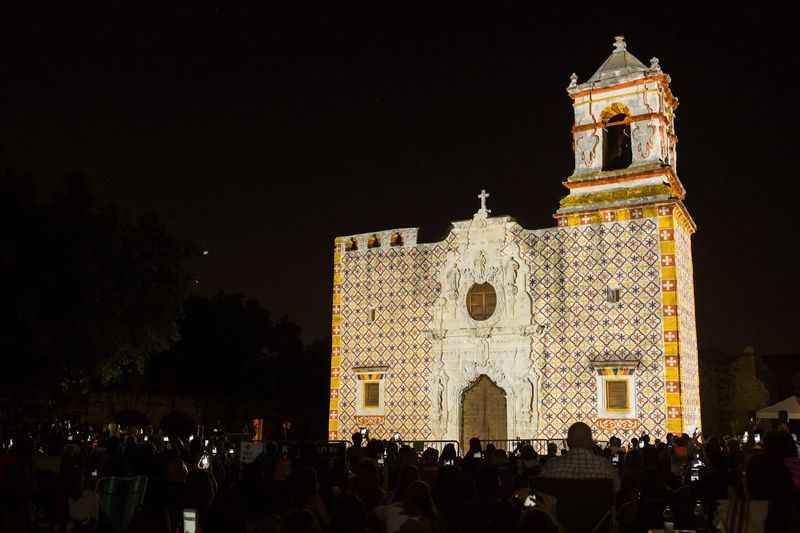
left=605, top=380, right=629, bottom=411
left=354, top=367, right=387, bottom=417
left=363, top=382, right=380, bottom=408
left=595, top=366, right=637, bottom=419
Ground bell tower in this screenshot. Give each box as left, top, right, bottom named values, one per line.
left=557, top=36, right=684, bottom=218
left=554, top=36, right=702, bottom=436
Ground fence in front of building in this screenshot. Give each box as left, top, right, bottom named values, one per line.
left=478, top=438, right=609, bottom=455
left=401, top=439, right=460, bottom=456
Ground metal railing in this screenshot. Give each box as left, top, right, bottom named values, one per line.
left=479, top=438, right=609, bottom=455
left=479, top=438, right=566, bottom=455
left=258, top=440, right=352, bottom=456
left=401, top=440, right=460, bottom=456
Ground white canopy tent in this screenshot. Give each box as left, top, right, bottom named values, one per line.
left=756, top=395, right=800, bottom=420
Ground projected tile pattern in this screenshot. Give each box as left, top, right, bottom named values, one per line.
left=523, top=213, right=667, bottom=440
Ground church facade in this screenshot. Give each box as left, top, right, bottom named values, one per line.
left=328, top=37, right=701, bottom=447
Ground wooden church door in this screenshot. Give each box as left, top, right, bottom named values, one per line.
left=461, top=375, right=508, bottom=453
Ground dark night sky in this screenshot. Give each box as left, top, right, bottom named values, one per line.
left=2, top=6, right=798, bottom=354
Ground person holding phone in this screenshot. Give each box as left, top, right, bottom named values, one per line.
left=438, top=442, right=458, bottom=467
left=465, top=437, right=483, bottom=459
left=182, top=509, right=198, bottom=533
left=65, top=469, right=99, bottom=533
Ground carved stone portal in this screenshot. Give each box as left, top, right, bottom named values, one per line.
left=428, top=201, right=541, bottom=442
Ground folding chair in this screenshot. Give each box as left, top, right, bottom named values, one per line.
left=96, top=475, right=149, bottom=533
left=532, top=477, right=615, bottom=533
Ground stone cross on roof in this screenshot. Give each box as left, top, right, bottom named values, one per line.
left=474, top=189, right=492, bottom=220
left=478, top=189, right=490, bottom=210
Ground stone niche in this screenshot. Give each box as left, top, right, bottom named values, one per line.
left=427, top=209, right=544, bottom=443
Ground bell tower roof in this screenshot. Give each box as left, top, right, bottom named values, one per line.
left=584, top=36, right=649, bottom=86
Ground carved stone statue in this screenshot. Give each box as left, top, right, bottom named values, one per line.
left=505, top=257, right=519, bottom=285
left=435, top=373, right=448, bottom=430
left=446, top=267, right=460, bottom=298
left=568, top=72, right=578, bottom=90
left=474, top=251, right=487, bottom=281
left=576, top=132, right=600, bottom=167
left=432, top=296, right=446, bottom=332
left=649, top=56, right=661, bottom=71
left=516, top=376, right=534, bottom=423
left=441, top=249, right=462, bottom=321
left=659, top=125, right=669, bottom=162
left=504, top=257, right=519, bottom=317
left=632, top=123, right=655, bottom=159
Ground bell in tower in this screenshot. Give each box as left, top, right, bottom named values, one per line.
left=602, top=113, right=632, bottom=171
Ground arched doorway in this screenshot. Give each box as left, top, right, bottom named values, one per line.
left=461, top=375, right=507, bottom=453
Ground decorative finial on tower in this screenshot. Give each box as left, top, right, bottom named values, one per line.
left=568, top=72, right=578, bottom=89
left=474, top=189, right=491, bottom=219
left=613, top=35, right=626, bottom=52
left=649, top=57, right=661, bottom=71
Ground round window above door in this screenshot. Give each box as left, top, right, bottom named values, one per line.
left=466, top=283, right=497, bottom=321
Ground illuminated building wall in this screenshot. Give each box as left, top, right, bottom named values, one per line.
left=674, top=213, right=702, bottom=433
left=328, top=229, right=450, bottom=441
left=328, top=36, right=701, bottom=442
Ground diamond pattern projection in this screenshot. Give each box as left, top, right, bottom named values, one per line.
left=334, top=216, right=671, bottom=442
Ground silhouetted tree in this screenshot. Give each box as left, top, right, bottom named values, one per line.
left=0, top=171, right=196, bottom=393
left=147, top=293, right=330, bottom=436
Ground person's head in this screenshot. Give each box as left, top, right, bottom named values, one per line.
left=421, top=447, right=438, bottom=466
left=666, top=432, right=674, bottom=444
left=468, top=437, right=482, bottom=454
left=393, top=465, right=420, bottom=502
left=291, top=466, right=320, bottom=501
left=517, top=508, right=558, bottom=533
left=366, top=438, right=384, bottom=459
left=520, top=444, right=537, bottom=461
left=764, top=430, right=797, bottom=459
left=641, top=434, right=650, bottom=446
left=485, top=443, right=496, bottom=457
left=397, top=445, right=417, bottom=468
left=489, top=448, right=508, bottom=466
left=282, top=509, right=321, bottom=533
left=351, top=432, right=363, bottom=447
left=440, top=443, right=457, bottom=462
left=566, top=422, right=593, bottom=450
left=546, top=442, right=558, bottom=456
left=631, top=438, right=639, bottom=449
left=403, top=480, right=436, bottom=518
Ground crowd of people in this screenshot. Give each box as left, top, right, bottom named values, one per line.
left=0, top=420, right=798, bottom=532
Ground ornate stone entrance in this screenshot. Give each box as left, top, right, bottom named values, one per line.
left=461, top=375, right=508, bottom=452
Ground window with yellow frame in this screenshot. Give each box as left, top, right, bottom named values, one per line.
left=604, top=379, right=630, bottom=413
left=363, top=381, right=380, bottom=408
